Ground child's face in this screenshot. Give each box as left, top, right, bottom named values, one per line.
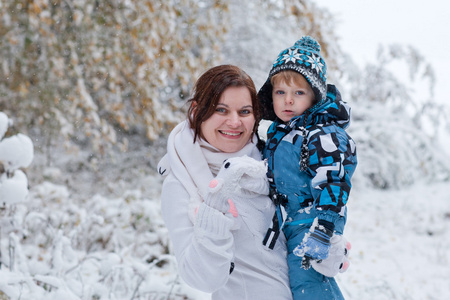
left=272, top=75, right=315, bottom=123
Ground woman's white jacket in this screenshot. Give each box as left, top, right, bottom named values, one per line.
left=158, top=121, right=292, bottom=300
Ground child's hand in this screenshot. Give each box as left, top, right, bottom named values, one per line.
left=311, top=234, right=351, bottom=277
left=293, top=220, right=333, bottom=269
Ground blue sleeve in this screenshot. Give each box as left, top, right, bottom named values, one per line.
left=307, top=125, right=357, bottom=217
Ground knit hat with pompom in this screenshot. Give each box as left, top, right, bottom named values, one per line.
left=258, top=36, right=328, bottom=120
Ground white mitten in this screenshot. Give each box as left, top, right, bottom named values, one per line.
left=310, top=234, right=351, bottom=277
left=204, top=178, right=238, bottom=217
left=203, top=156, right=268, bottom=217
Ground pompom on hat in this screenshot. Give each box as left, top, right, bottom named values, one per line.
left=258, top=36, right=328, bottom=120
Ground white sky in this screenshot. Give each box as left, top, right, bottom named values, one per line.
left=314, top=0, right=449, bottom=104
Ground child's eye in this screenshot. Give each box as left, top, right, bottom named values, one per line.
left=295, top=91, right=305, bottom=95
left=275, top=90, right=285, bottom=95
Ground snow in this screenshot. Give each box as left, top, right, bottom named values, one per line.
left=1, top=110, right=449, bottom=299
left=0, top=121, right=34, bottom=205
left=339, top=182, right=450, bottom=299
left=0, top=169, right=29, bottom=205
left=0, top=133, right=34, bottom=170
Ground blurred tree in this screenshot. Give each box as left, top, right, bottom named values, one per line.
left=341, top=44, right=449, bottom=188
left=0, top=0, right=227, bottom=155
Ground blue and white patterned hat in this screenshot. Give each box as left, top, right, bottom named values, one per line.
left=258, top=36, right=328, bottom=120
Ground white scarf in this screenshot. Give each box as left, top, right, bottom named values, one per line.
left=158, top=120, right=261, bottom=222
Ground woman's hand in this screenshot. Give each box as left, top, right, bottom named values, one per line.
left=204, top=178, right=238, bottom=217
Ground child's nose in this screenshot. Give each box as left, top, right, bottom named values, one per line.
left=285, top=94, right=294, bottom=104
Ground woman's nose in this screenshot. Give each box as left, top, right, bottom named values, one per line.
left=227, top=113, right=241, bottom=127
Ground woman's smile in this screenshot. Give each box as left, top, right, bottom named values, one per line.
left=219, top=130, right=243, bottom=138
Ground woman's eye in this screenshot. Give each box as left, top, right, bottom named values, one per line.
left=240, top=109, right=252, bottom=115
left=216, top=108, right=227, bottom=113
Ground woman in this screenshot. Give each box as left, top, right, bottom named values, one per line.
left=157, top=65, right=293, bottom=299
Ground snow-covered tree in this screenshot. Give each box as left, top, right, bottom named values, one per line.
left=340, top=44, right=450, bottom=188
left=0, top=0, right=227, bottom=155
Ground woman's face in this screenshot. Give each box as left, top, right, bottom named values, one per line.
left=200, top=86, right=255, bottom=153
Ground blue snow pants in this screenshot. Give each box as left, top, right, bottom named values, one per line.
left=284, top=214, right=346, bottom=300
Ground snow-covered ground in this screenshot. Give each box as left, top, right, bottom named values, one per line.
left=340, top=181, right=450, bottom=300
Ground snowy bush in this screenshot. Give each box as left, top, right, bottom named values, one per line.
left=0, top=112, right=33, bottom=205
left=0, top=112, right=189, bottom=299
left=341, top=45, right=450, bottom=188
left=0, top=180, right=202, bottom=299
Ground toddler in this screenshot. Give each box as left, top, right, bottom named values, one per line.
left=259, top=36, right=357, bottom=299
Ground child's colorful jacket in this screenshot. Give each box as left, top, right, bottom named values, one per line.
left=262, top=84, right=357, bottom=234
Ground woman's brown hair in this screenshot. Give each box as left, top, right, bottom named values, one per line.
left=187, top=65, right=261, bottom=142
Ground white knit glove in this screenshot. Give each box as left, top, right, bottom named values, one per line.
left=310, top=234, right=351, bottom=277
